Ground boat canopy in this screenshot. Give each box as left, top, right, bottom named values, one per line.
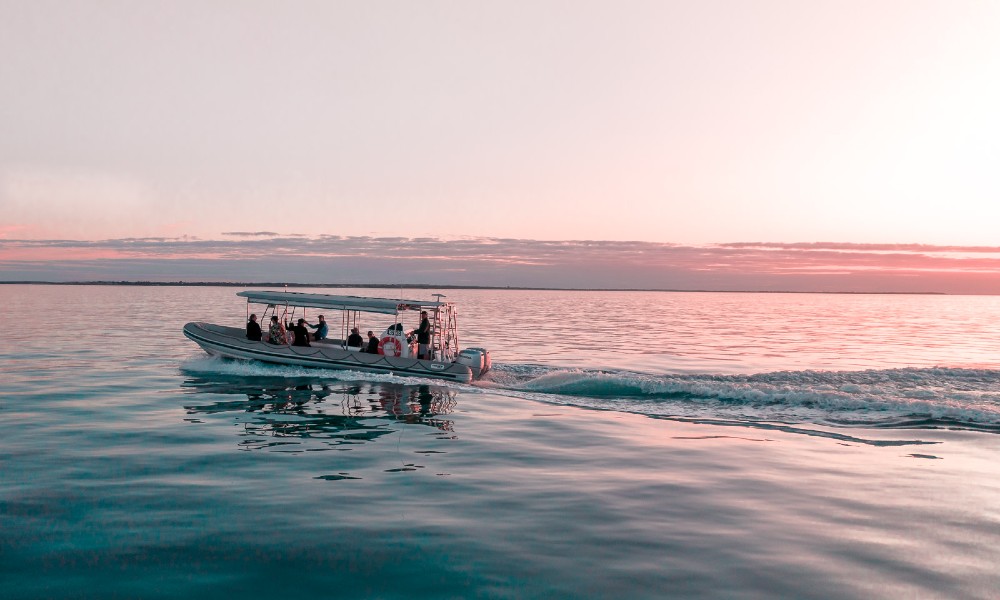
left=236, top=290, right=449, bottom=315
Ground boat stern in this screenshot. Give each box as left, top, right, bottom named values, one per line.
left=457, top=347, right=491, bottom=380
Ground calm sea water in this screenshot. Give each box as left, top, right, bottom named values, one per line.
left=2, top=285, right=999, bottom=599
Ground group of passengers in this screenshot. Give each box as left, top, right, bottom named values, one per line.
left=245, top=311, right=431, bottom=358
left=245, top=313, right=324, bottom=347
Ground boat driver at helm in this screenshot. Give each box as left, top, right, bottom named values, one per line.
left=410, top=311, right=431, bottom=360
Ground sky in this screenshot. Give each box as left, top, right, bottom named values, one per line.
left=2, top=1, right=1000, bottom=292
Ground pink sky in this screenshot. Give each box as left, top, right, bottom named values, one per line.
left=3, top=236, right=1000, bottom=294
left=2, top=2, right=999, bottom=291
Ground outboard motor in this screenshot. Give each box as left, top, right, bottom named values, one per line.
left=457, top=347, right=491, bottom=379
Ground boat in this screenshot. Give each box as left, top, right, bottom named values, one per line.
left=183, top=290, right=491, bottom=383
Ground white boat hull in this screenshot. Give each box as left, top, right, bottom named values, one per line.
left=184, top=322, right=479, bottom=383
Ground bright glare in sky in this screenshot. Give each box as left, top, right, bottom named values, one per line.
left=0, top=1, right=998, bottom=247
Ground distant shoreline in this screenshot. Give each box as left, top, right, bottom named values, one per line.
left=0, top=280, right=950, bottom=295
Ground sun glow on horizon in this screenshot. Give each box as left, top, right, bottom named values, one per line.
left=1, top=1, right=999, bottom=278
left=3, top=236, right=1000, bottom=295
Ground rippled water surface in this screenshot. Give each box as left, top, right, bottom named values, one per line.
left=2, top=285, right=999, bottom=599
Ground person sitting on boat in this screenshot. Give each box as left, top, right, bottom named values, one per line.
left=267, top=315, right=286, bottom=345
left=286, top=318, right=312, bottom=347
left=306, top=314, right=328, bottom=341
left=410, top=311, right=431, bottom=360
left=366, top=330, right=379, bottom=354
left=347, top=327, right=364, bottom=349
left=246, top=313, right=262, bottom=341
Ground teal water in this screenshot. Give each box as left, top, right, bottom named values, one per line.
left=2, top=285, right=1000, bottom=598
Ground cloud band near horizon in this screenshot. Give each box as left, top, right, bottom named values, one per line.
left=2, top=236, right=1000, bottom=294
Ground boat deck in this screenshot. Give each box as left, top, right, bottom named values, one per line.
left=185, top=322, right=475, bottom=382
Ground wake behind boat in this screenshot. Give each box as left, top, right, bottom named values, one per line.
left=183, top=290, right=491, bottom=383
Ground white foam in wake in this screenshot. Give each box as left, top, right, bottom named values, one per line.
left=496, top=365, right=1000, bottom=427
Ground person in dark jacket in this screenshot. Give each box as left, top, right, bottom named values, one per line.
left=246, top=314, right=262, bottom=341
left=286, top=318, right=311, bottom=347
left=366, top=331, right=379, bottom=354
left=410, top=311, right=431, bottom=359
left=347, top=327, right=364, bottom=349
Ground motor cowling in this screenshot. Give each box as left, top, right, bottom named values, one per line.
left=457, top=347, right=491, bottom=378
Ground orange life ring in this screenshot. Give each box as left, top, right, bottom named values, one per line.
left=378, top=336, right=401, bottom=357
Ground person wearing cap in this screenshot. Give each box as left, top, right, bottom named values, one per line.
left=347, top=327, right=364, bottom=349
left=410, top=311, right=432, bottom=360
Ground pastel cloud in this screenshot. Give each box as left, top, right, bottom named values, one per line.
left=2, top=236, right=1000, bottom=294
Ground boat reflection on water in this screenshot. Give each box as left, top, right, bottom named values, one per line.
left=181, top=376, right=458, bottom=452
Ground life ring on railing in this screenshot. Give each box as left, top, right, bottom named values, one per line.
left=378, top=336, right=402, bottom=357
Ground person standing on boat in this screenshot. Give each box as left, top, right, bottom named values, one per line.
left=246, top=314, right=262, bottom=341
left=411, top=311, right=431, bottom=360
left=366, top=330, right=379, bottom=354
left=287, top=318, right=312, bottom=347
left=267, top=315, right=286, bottom=345
left=306, top=315, right=328, bottom=341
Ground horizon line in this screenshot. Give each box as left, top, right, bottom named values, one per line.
left=0, top=280, right=958, bottom=296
